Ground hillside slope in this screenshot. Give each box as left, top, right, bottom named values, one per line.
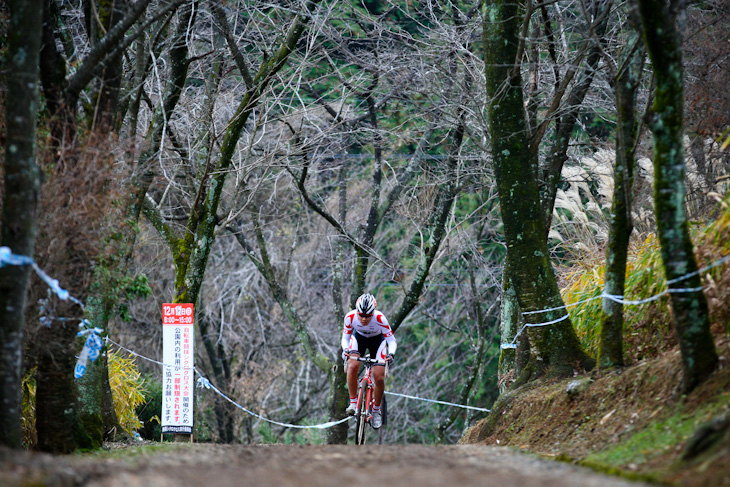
left=461, top=336, right=730, bottom=486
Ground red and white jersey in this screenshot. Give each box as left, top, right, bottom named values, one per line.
left=341, top=309, right=397, bottom=355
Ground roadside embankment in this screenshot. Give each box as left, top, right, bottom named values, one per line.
left=461, top=337, right=730, bottom=486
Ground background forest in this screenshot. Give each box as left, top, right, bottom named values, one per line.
left=1, top=0, right=729, bottom=451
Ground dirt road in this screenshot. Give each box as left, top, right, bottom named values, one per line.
left=2, top=443, right=654, bottom=487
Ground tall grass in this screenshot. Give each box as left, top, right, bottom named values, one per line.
left=561, top=199, right=730, bottom=362
left=562, top=235, right=670, bottom=360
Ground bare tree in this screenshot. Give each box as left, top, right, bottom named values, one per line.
left=32, top=0, right=183, bottom=453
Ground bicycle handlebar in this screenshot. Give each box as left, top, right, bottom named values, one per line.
left=349, top=355, right=387, bottom=366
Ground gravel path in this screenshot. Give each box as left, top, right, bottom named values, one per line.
left=2, top=443, right=655, bottom=487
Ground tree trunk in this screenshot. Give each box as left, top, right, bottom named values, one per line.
left=35, top=305, right=93, bottom=453
left=327, top=165, right=349, bottom=444
left=0, top=0, right=44, bottom=449
left=483, top=0, right=593, bottom=376
left=326, top=362, right=349, bottom=444
left=636, top=0, right=717, bottom=391
left=598, top=37, right=644, bottom=368
left=75, top=354, right=106, bottom=447
left=497, top=264, right=520, bottom=391
left=199, top=313, right=235, bottom=443
left=99, top=352, right=120, bottom=440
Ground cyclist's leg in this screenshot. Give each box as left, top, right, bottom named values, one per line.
left=346, top=334, right=363, bottom=401
left=371, top=339, right=388, bottom=407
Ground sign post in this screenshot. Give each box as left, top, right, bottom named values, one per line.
left=161, top=303, right=195, bottom=438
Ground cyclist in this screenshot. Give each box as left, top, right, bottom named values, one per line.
left=341, top=293, right=396, bottom=429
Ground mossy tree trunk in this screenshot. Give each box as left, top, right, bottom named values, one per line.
left=598, top=35, right=645, bottom=368
left=636, top=0, right=718, bottom=391
left=497, top=1, right=611, bottom=378
left=483, top=0, right=593, bottom=377
left=0, top=0, right=44, bottom=449
left=327, top=166, right=349, bottom=444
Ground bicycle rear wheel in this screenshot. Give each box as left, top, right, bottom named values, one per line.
left=377, top=395, right=387, bottom=444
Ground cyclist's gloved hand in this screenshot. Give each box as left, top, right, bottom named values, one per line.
left=386, top=354, right=394, bottom=366
left=342, top=349, right=350, bottom=361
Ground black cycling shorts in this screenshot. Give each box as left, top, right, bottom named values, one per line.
left=348, top=331, right=387, bottom=361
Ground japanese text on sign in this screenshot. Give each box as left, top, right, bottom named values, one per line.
left=161, top=303, right=194, bottom=435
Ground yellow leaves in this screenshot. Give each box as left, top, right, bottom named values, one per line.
left=21, top=368, right=37, bottom=448
left=108, top=349, right=147, bottom=435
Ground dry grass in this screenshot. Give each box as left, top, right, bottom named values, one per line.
left=24, top=130, right=130, bottom=351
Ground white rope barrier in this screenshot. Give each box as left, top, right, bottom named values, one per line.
left=195, top=374, right=352, bottom=430
left=7, top=244, right=726, bottom=419
left=385, top=391, right=490, bottom=412
left=108, top=338, right=352, bottom=430
left=500, top=252, right=730, bottom=349
left=108, top=337, right=489, bottom=428
left=500, top=314, right=570, bottom=350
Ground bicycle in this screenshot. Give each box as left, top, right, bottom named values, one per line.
left=350, top=354, right=388, bottom=445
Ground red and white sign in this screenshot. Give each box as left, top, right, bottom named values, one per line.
left=161, top=303, right=195, bottom=435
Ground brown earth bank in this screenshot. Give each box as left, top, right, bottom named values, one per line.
left=0, top=443, right=654, bottom=487
left=460, top=336, right=730, bottom=487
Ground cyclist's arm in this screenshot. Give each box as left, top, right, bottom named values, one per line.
left=376, top=312, right=397, bottom=356
left=341, top=311, right=355, bottom=351
left=384, top=333, right=397, bottom=356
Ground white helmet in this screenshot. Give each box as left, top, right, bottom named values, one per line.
left=355, top=293, right=376, bottom=315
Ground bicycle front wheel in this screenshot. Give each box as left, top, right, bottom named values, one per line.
left=355, top=384, right=370, bottom=445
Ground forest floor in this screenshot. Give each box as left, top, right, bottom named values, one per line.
left=1, top=442, right=654, bottom=487
left=461, top=335, right=730, bottom=486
